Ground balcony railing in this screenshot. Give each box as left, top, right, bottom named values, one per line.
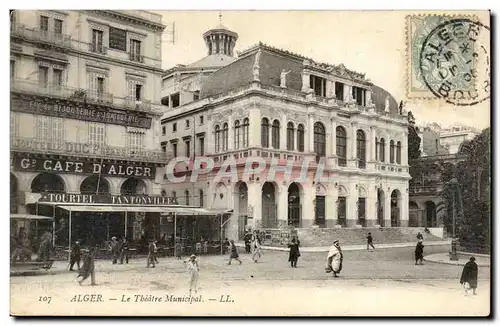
left=11, top=25, right=72, bottom=48
left=11, top=78, right=163, bottom=115
left=11, top=136, right=170, bottom=163
left=409, top=185, right=440, bottom=195
left=375, top=162, right=408, bottom=173
left=89, top=43, right=108, bottom=55
left=129, top=52, right=145, bottom=63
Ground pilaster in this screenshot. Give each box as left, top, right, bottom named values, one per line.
left=249, top=107, right=261, bottom=147
left=308, top=114, right=314, bottom=153
left=302, top=182, right=315, bottom=228
left=325, top=184, right=337, bottom=227
left=346, top=181, right=357, bottom=227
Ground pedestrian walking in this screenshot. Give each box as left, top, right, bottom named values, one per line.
left=147, top=240, right=156, bottom=268
left=417, top=232, right=424, bottom=241
left=184, top=254, right=200, bottom=295
left=77, top=246, right=97, bottom=286
left=228, top=240, right=242, bottom=265
left=460, top=256, right=478, bottom=296
left=109, top=237, right=119, bottom=264
left=244, top=232, right=252, bottom=253
left=415, top=240, right=424, bottom=265
left=251, top=233, right=262, bottom=263
left=69, top=240, right=81, bottom=271
left=119, top=238, right=129, bottom=264
left=325, top=240, right=343, bottom=277
left=175, top=237, right=182, bottom=260
left=366, top=232, right=375, bottom=250
left=288, top=237, right=300, bottom=268
left=154, top=240, right=159, bottom=264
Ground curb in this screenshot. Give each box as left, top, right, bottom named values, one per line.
left=236, top=240, right=451, bottom=253
left=424, top=253, right=490, bottom=267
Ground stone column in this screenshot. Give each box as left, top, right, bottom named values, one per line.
left=366, top=185, right=377, bottom=226
left=276, top=183, right=288, bottom=226
left=280, top=112, right=287, bottom=150
left=400, top=189, right=409, bottom=227
left=346, top=181, right=358, bottom=227
left=370, top=128, right=377, bottom=161
left=308, top=114, right=314, bottom=153
left=247, top=181, right=261, bottom=229
left=326, top=80, right=334, bottom=98
left=207, top=116, right=214, bottom=154
left=227, top=115, right=234, bottom=151
left=384, top=187, right=392, bottom=227
left=366, top=90, right=372, bottom=106
left=343, top=84, right=351, bottom=102
left=301, top=182, right=315, bottom=228
left=402, top=134, right=408, bottom=166
left=325, top=184, right=338, bottom=227
left=249, top=107, right=261, bottom=147
left=384, top=134, right=390, bottom=165
left=301, top=72, right=310, bottom=92
left=350, top=123, right=357, bottom=167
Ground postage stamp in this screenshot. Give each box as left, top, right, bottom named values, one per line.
left=405, top=14, right=489, bottom=102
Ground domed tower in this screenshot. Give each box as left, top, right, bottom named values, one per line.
left=203, top=14, right=238, bottom=57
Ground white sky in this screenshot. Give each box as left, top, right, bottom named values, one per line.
left=156, top=10, right=490, bottom=130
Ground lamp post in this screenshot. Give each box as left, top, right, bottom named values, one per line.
left=447, top=178, right=459, bottom=261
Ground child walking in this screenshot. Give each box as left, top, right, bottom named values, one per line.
left=228, top=240, right=242, bottom=265
left=184, top=254, right=199, bottom=295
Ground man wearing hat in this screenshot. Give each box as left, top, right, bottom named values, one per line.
left=109, top=236, right=120, bottom=264
left=183, top=254, right=200, bottom=295
left=69, top=240, right=81, bottom=271
left=325, top=240, right=343, bottom=277
left=415, top=240, right=424, bottom=265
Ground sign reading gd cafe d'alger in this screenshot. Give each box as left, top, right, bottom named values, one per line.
left=36, top=193, right=178, bottom=205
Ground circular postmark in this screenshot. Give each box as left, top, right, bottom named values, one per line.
left=419, top=19, right=490, bottom=106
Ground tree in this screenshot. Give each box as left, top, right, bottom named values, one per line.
left=407, top=111, right=421, bottom=160
left=438, top=128, right=491, bottom=253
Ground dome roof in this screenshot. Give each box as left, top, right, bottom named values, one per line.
left=370, top=85, right=400, bottom=116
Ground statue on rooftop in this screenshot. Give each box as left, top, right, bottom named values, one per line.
left=280, top=69, right=291, bottom=88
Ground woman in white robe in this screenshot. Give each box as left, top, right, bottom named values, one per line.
left=325, top=240, right=343, bottom=277
left=251, top=234, right=262, bottom=263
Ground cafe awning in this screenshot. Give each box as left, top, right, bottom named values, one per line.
left=55, top=204, right=233, bottom=216
left=10, top=214, right=55, bottom=221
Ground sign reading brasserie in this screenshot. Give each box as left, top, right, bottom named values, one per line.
left=35, top=192, right=178, bottom=205
left=13, top=157, right=156, bottom=179
left=11, top=98, right=152, bottom=129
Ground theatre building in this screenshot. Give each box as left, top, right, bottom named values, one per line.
left=161, top=23, right=411, bottom=242
left=10, top=10, right=171, bottom=245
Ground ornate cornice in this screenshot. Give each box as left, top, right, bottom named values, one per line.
left=87, top=10, right=166, bottom=33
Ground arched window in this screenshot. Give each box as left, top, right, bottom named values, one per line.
left=185, top=190, right=190, bottom=205
left=379, top=138, right=386, bottom=162
left=356, top=130, right=366, bottom=169
left=261, top=118, right=269, bottom=148
left=199, top=189, right=204, bottom=207
left=172, top=191, right=177, bottom=200
left=297, top=124, right=305, bottom=152
left=375, top=137, right=379, bottom=161
left=222, top=123, right=228, bottom=151
left=287, top=122, right=294, bottom=151
left=396, top=141, right=402, bottom=164
left=215, top=125, right=221, bottom=153
left=242, top=118, right=249, bottom=148
left=314, top=122, right=326, bottom=160
left=336, top=126, right=347, bottom=166
left=390, top=140, right=395, bottom=163
left=272, top=120, right=280, bottom=149
left=234, top=120, right=241, bottom=149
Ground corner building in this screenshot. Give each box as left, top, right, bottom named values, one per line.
left=10, top=10, right=169, bottom=243
left=161, top=24, right=411, bottom=241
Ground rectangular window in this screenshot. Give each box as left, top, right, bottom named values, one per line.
left=91, top=29, right=104, bottom=53
left=193, top=90, right=200, bottom=101
left=162, top=126, right=166, bottom=136
left=127, top=133, right=144, bottom=152
left=199, top=137, right=205, bottom=156
left=335, top=82, right=344, bottom=101
left=161, top=96, right=170, bottom=107
left=358, top=198, right=366, bottom=226
left=185, top=140, right=191, bottom=157
left=352, top=86, right=365, bottom=106
left=88, top=123, right=106, bottom=148
left=185, top=191, right=190, bottom=205
left=36, top=116, right=64, bottom=145
left=97, top=77, right=105, bottom=96
left=54, top=19, right=63, bottom=34
left=10, top=61, right=15, bottom=80
left=337, top=197, right=347, bottom=225
left=135, top=84, right=142, bottom=101
left=161, top=145, right=167, bottom=152
left=38, top=66, right=49, bottom=87
left=40, top=15, right=49, bottom=31
left=199, top=189, right=204, bottom=207
left=53, top=69, right=63, bottom=86
left=130, top=39, right=142, bottom=62
left=171, top=93, right=180, bottom=108
left=199, top=115, right=204, bottom=125
left=186, top=119, right=190, bottom=129
left=172, top=143, right=178, bottom=157
left=173, top=123, right=177, bottom=132
left=309, top=75, right=327, bottom=97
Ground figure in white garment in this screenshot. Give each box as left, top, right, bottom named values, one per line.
left=184, top=254, right=199, bottom=295
left=251, top=233, right=262, bottom=263
left=325, top=240, right=343, bottom=278
left=280, top=69, right=291, bottom=88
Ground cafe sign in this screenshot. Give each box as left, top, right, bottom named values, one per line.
left=11, top=98, right=152, bottom=129
left=27, top=192, right=178, bottom=205
left=13, top=156, right=156, bottom=179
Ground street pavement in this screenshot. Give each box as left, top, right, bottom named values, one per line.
left=10, top=245, right=491, bottom=316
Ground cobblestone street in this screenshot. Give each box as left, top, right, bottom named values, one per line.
left=11, top=246, right=490, bottom=316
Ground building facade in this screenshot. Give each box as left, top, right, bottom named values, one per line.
left=10, top=10, right=168, bottom=243
left=160, top=24, right=411, bottom=240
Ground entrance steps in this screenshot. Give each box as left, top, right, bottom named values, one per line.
left=295, top=227, right=442, bottom=247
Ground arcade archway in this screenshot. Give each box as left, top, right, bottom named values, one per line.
left=120, top=178, right=147, bottom=195
left=261, top=182, right=277, bottom=228
left=31, top=173, right=65, bottom=193
left=80, top=175, right=110, bottom=194
left=288, top=182, right=302, bottom=227
left=390, top=189, right=402, bottom=227
left=377, top=189, right=385, bottom=226
left=425, top=201, right=437, bottom=227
